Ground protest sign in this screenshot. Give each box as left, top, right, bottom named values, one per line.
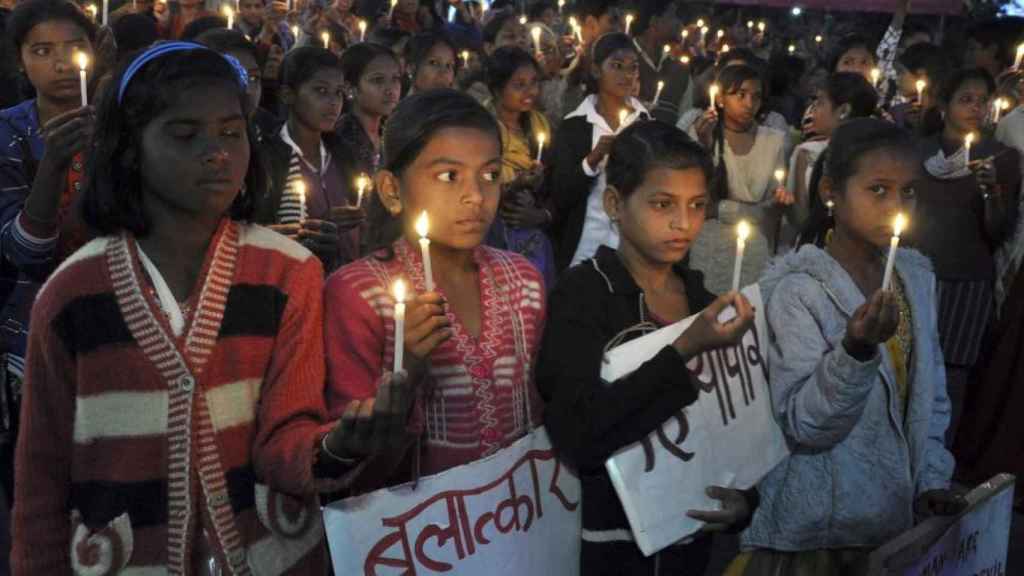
left=601, top=284, right=790, bottom=556
left=323, top=428, right=582, bottom=575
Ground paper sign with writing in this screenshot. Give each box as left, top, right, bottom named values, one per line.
left=323, top=428, right=581, bottom=575
left=601, top=284, right=789, bottom=556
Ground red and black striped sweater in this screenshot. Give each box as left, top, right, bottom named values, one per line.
left=12, top=219, right=345, bottom=575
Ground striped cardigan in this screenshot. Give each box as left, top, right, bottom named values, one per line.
left=323, top=240, right=546, bottom=489
left=12, top=219, right=344, bottom=575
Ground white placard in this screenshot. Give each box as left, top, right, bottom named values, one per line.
left=323, top=428, right=582, bottom=575
left=601, top=284, right=790, bottom=556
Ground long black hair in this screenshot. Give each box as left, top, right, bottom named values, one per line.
left=708, top=64, right=762, bottom=204
left=585, top=32, right=636, bottom=94
left=82, top=48, right=266, bottom=236
left=919, top=67, right=996, bottom=137
left=607, top=120, right=713, bottom=198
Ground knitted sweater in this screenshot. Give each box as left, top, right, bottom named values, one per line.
left=323, top=240, right=546, bottom=490
left=12, top=219, right=345, bottom=575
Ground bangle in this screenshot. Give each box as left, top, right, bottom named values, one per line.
left=320, top=433, right=361, bottom=466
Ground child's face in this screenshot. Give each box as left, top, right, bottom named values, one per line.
left=414, top=43, right=455, bottom=92
left=354, top=55, right=402, bottom=118
left=19, top=20, right=93, bottom=104
left=836, top=46, right=874, bottom=82
left=944, top=79, right=990, bottom=137
left=584, top=10, right=621, bottom=45
left=809, top=90, right=838, bottom=137
left=826, top=149, right=918, bottom=250
left=722, top=79, right=762, bottom=127
left=394, top=127, right=501, bottom=251
left=138, top=83, right=249, bottom=222
left=607, top=167, right=709, bottom=266
left=595, top=49, right=640, bottom=101
left=494, top=19, right=531, bottom=53
left=498, top=65, right=540, bottom=114
left=239, top=0, right=264, bottom=25
left=228, top=49, right=262, bottom=117
left=291, top=69, right=345, bottom=133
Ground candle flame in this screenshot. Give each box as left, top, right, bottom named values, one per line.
left=393, top=279, right=407, bottom=303
left=893, top=213, right=907, bottom=237
left=708, top=83, right=719, bottom=106
left=295, top=180, right=306, bottom=199
left=700, top=26, right=709, bottom=36
left=618, top=108, right=628, bottom=125
left=870, top=68, right=880, bottom=85
left=76, top=51, right=89, bottom=71
left=681, top=29, right=689, bottom=39
left=696, top=18, right=705, bottom=28
left=815, top=35, right=822, bottom=43
left=788, top=44, right=795, bottom=54
left=537, top=132, right=546, bottom=147
left=915, top=79, right=926, bottom=92
left=680, top=55, right=690, bottom=65
left=747, top=20, right=754, bottom=28
left=737, top=220, right=751, bottom=241
left=757, top=21, right=766, bottom=32
left=461, top=50, right=470, bottom=65
left=87, top=3, right=97, bottom=16
left=965, top=132, right=976, bottom=147
left=291, top=25, right=299, bottom=38
left=657, top=80, right=664, bottom=90
left=415, top=211, right=430, bottom=238
left=358, top=19, right=366, bottom=32
left=356, top=174, right=369, bottom=191
left=717, top=29, right=724, bottom=38
left=519, top=15, right=527, bottom=25
left=321, top=31, right=330, bottom=47
left=774, top=168, right=785, bottom=182
left=721, top=43, right=730, bottom=53
left=568, top=16, right=577, bottom=27
left=531, top=26, right=542, bottom=43
left=662, top=44, right=670, bottom=54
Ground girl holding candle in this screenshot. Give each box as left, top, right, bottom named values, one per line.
left=255, top=46, right=365, bottom=271
left=336, top=43, right=403, bottom=175
left=404, top=31, right=457, bottom=94
left=911, top=68, right=1020, bottom=446
left=482, top=46, right=556, bottom=288
left=0, top=0, right=98, bottom=502
left=323, top=89, right=546, bottom=491
left=14, top=42, right=354, bottom=576
left=688, top=63, right=788, bottom=293
left=550, top=32, right=649, bottom=271
left=539, top=120, right=757, bottom=576
left=728, top=118, right=961, bottom=576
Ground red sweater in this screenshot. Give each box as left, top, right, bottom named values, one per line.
left=13, top=220, right=345, bottom=575
left=323, top=240, right=546, bottom=489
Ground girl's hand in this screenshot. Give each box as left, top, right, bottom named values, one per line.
left=969, top=158, right=998, bottom=191
left=404, top=292, right=452, bottom=372
left=686, top=486, right=752, bottom=532
left=694, top=108, right=718, bottom=150
left=914, top=489, right=967, bottom=519
left=586, top=135, right=616, bottom=170
left=39, top=107, right=95, bottom=172
left=843, top=289, right=898, bottom=359
left=674, top=292, right=755, bottom=357
left=329, top=204, right=366, bottom=231
left=298, top=218, right=340, bottom=256
left=501, top=191, right=548, bottom=229
left=773, top=185, right=795, bottom=206
left=325, top=370, right=417, bottom=460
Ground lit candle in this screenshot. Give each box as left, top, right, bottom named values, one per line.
left=618, top=108, right=628, bottom=131
left=774, top=168, right=786, bottom=189
left=392, top=280, right=406, bottom=374
left=76, top=52, right=89, bottom=107
left=557, top=0, right=564, bottom=13
left=653, top=80, right=664, bottom=106
left=659, top=44, right=670, bottom=67
left=291, top=24, right=299, bottom=40
left=757, top=21, right=766, bottom=33
left=870, top=67, right=881, bottom=88
left=321, top=31, right=330, bottom=49
left=535, top=132, right=546, bottom=163
left=355, top=174, right=369, bottom=207
left=1015, top=43, right=1024, bottom=70
left=519, top=14, right=527, bottom=25
left=717, top=29, right=724, bottom=40
left=708, top=83, right=719, bottom=111
left=815, top=34, right=822, bottom=44
left=696, top=18, right=705, bottom=28
left=993, top=97, right=1008, bottom=124
left=964, top=132, right=975, bottom=168
left=747, top=20, right=754, bottom=29
left=881, top=214, right=906, bottom=291
left=572, top=21, right=583, bottom=44
left=788, top=44, right=796, bottom=54
left=102, top=0, right=108, bottom=25
left=625, top=13, right=634, bottom=35
left=223, top=5, right=234, bottom=29
left=86, top=3, right=98, bottom=20
left=415, top=211, right=435, bottom=292
left=915, top=79, right=926, bottom=104
left=681, top=29, right=689, bottom=40
left=461, top=50, right=470, bottom=67
left=531, top=25, right=542, bottom=54
left=388, top=0, right=398, bottom=18
left=358, top=19, right=366, bottom=42
left=721, top=43, right=730, bottom=54
left=680, top=55, right=691, bottom=65
left=700, top=26, right=709, bottom=45
left=731, top=221, right=750, bottom=293
left=296, top=180, right=308, bottom=222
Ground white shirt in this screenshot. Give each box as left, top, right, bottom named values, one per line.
left=563, top=95, right=649, bottom=268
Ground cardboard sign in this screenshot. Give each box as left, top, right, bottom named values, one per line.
left=323, top=428, right=582, bottom=575
left=601, top=285, right=790, bottom=556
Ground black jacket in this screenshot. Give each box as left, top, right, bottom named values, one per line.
left=537, top=246, right=756, bottom=575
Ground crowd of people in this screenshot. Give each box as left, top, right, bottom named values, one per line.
left=0, top=0, right=1022, bottom=573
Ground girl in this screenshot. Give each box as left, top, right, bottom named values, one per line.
left=730, top=119, right=960, bottom=576
left=13, top=41, right=352, bottom=575
left=465, top=11, right=532, bottom=104
left=532, top=23, right=567, bottom=129
left=539, top=120, right=757, bottom=575
left=780, top=72, right=877, bottom=249
left=404, top=30, right=457, bottom=94
left=336, top=43, right=403, bottom=175
left=690, top=64, right=789, bottom=293
left=550, top=32, right=649, bottom=271
left=483, top=46, right=556, bottom=287
left=197, top=28, right=280, bottom=141
left=912, top=68, right=1020, bottom=445
left=0, top=0, right=96, bottom=504
left=255, top=46, right=365, bottom=272
left=323, top=89, right=546, bottom=491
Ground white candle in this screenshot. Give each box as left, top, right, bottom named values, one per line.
left=788, top=44, right=796, bottom=54
left=882, top=214, right=906, bottom=291
left=518, top=14, right=527, bottom=25
left=557, top=0, right=564, bottom=13
left=573, top=22, right=583, bottom=44
left=870, top=67, right=881, bottom=88
left=757, top=21, right=766, bottom=33
left=87, top=4, right=98, bottom=21
left=295, top=180, right=307, bottom=222
left=915, top=79, right=926, bottom=104
left=653, top=80, right=664, bottom=106
left=815, top=35, right=823, bottom=44
left=531, top=26, right=542, bottom=55
left=535, top=132, right=546, bottom=163
left=461, top=50, right=470, bottom=68
left=102, top=0, right=108, bottom=25
left=708, top=83, right=719, bottom=112
left=716, top=29, right=724, bottom=40
left=355, top=174, right=369, bottom=207
left=392, top=280, right=406, bottom=374
left=774, top=168, right=785, bottom=189
left=223, top=5, right=234, bottom=29
left=322, top=31, right=330, bottom=49
left=76, top=52, right=88, bottom=108
left=696, top=18, right=705, bottom=28
left=964, top=132, right=976, bottom=170
left=731, top=221, right=750, bottom=293
left=624, top=13, right=634, bottom=36
left=721, top=43, right=730, bottom=54
left=681, top=29, right=689, bottom=41
left=415, top=211, right=435, bottom=292
left=358, top=19, right=367, bottom=42
left=993, top=97, right=1007, bottom=124
left=1015, top=43, right=1024, bottom=70
left=747, top=20, right=754, bottom=29
left=700, top=26, right=708, bottom=46
left=658, top=44, right=670, bottom=68
left=388, top=0, right=398, bottom=18
left=292, top=25, right=299, bottom=40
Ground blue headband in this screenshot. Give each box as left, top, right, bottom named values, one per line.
left=117, top=41, right=250, bottom=104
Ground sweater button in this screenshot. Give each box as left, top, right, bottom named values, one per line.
left=178, top=375, right=195, bottom=392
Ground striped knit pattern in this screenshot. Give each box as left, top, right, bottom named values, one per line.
left=323, top=241, right=546, bottom=483
left=12, top=220, right=339, bottom=575
left=936, top=278, right=993, bottom=367
left=276, top=152, right=306, bottom=225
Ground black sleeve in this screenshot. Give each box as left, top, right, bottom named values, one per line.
left=537, top=271, right=701, bottom=472
left=547, top=118, right=597, bottom=229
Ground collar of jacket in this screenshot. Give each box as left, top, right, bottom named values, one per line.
left=590, top=244, right=708, bottom=299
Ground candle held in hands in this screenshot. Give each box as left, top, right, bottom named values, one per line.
left=76, top=52, right=89, bottom=108
left=1015, top=43, right=1024, bottom=70
left=881, top=214, right=906, bottom=291
left=223, top=5, right=234, bottom=29
left=625, top=13, right=634, bottom=35
left=964, top=132, right=975, bottom=168
left=358, top=19, right=367, bottom=42
left=461, top=50, right=470, bottom=67
left=415, top=212, right=435, bottom=292
left=535, top=132, right=546, bottom=163
left=392, top=280, right=406, bottom=374
left=732, top=221, right=751, bottom=293
left=531, top=26, right=543, bottom=55
left=757, top=21, right=766, bottom=33
left=653, top=80, right=664, bottom=106
left=708, top=83, right=719, bottom=112
left=322, top=31, right=330, bottom=49
left=869, top=68, right=881, bottom=88
left=774, top=168, right=785, bottom=187
left=86, top=3, right=98, bottom=20
left=993, top=98, right=1008, bottom=124
left=519, top=14, right=527, bottom=25
left=355, top=174, right=369, bottom=207
left=915, top=79, right=926, bottom=104
left=618, top=108, right=628, bottom=131
left=295, top=180, right=308, bottom=223
left=388, top=0, right=398, bottom=18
